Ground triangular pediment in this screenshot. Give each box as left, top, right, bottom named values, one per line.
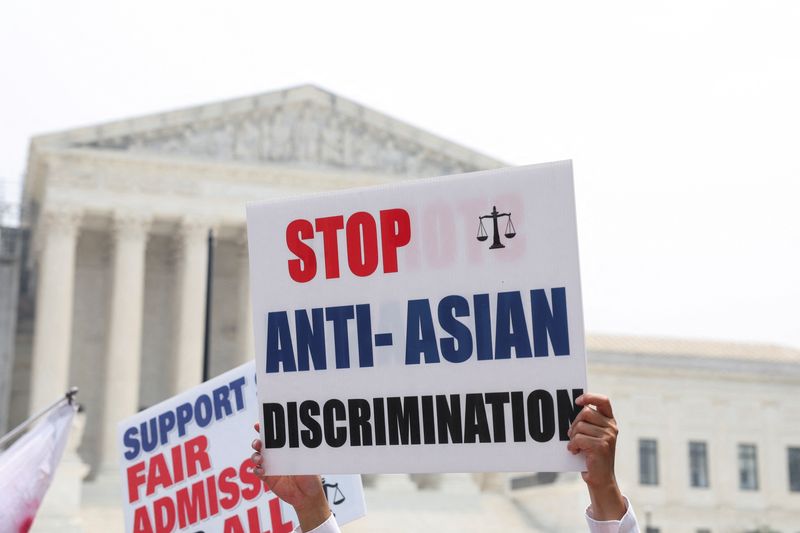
left=34, top=85, right=503, bottom=177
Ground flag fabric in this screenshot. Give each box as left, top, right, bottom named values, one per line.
left=0, top=402, right=77, bottom=533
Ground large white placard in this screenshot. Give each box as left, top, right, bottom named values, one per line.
left=118, top=362, right=365, bottom=532
left=247, top=161, right=587, bottom=475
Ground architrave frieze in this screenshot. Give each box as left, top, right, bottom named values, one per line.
left=41, top=146, right=397, bottom=195
left=29, top=146, right=402, bottom=248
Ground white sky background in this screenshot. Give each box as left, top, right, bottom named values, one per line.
left=1, top=1, right=798, bottom=349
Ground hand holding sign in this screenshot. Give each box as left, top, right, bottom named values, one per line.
left=250, top=391, right=632, bottom=529
left=251, top=422, right=331, bottom=532
left=567, top=393, right=626, bottom=521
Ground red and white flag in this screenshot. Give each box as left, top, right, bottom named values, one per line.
left=0, top=402, right=76, bottom=533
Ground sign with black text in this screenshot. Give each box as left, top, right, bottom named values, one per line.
left=247, top=161, right=587, bottom=475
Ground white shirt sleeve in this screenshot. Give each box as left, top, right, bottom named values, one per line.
left=292, top=514, right=341, bottom=533
left=585, top=496, right=640, bottom=533
left=292, top=498, right=637, bottom=533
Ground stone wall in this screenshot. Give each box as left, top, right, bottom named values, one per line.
left=0, top=226, right=22, bottom=434
left=588, top=351, right=800, bottom=532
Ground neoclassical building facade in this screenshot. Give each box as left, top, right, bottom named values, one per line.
left=14, top=85, right=502, bottom=478
left=7, top=86, right=800, bottom=532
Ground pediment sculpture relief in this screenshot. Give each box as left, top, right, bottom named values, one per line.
left=81, top=101, right=482, bottom=178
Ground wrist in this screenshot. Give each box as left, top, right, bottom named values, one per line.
left=587, top=479, right=626, bottom=521
left=294, top=493, right=330, bottom=532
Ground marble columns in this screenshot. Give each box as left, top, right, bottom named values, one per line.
left=172, top=218, right=211, bottom=392
left=98, top=213, right=150, bottom=473
left=30, top=209, right=81, bottom=412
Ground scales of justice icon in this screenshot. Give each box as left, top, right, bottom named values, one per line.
left=321, top=479, right=346, bottom=506
left=476, top=205, right=516, bottom=249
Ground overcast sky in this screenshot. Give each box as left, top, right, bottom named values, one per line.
left=1, top=1, right=798, bottom=349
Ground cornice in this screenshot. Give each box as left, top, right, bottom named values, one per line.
left=588, top=350, right=800, bottom=384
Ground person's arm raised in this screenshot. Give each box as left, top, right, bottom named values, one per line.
left=250, top=423, right=337, bottom=533
left=567, top=393, right=628, bottom=521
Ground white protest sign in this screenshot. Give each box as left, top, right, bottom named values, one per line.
left=247, top=161, right=587, bottom=475
left=118, top=361, right=365, bottom=532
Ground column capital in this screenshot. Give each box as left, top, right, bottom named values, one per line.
left=178, top=216, right=217, bottom=240
left=112, top=212, right=152, bottom=241
left=173, top=216, right=215, bottom=261
left=39, top=208, right=82, bottom=238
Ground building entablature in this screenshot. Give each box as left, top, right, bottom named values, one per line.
left=589, top=349, right=800, bottom=385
